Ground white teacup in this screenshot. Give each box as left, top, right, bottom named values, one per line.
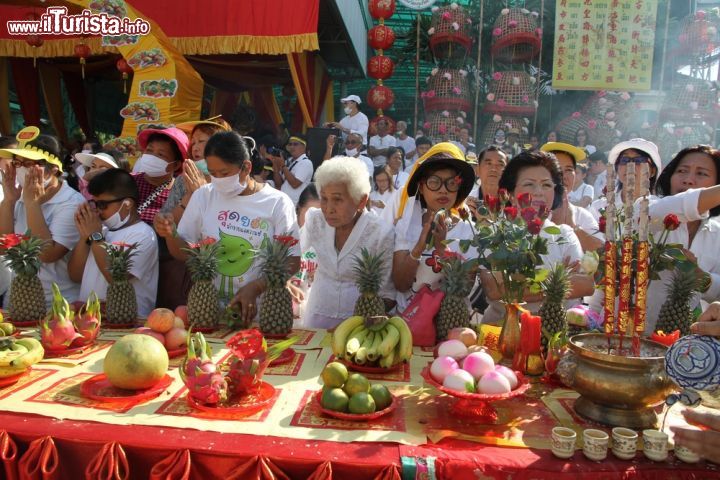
left=583, top=429, right=609, bottom=461
left=675, top=444, right=701, bottom=463
left=643, top=429, right=668, bottom=462
left=612, top=427, right=638, bottom=460
left=551, top=427, right=577, bottom=459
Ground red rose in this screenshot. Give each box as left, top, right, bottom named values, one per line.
left=517, top=192, right=531, bottom=208
left=274, top=235, right=299, bottom=247
left=498, top=188, right=510, bottom=203
left=598, top=216, right=607, bottom=233
left=527, top=217, right=543, bottom=235
left=458, top=207, right=470, bottom=221
left=0, top=234, right=24, bottom=250
left=484, top=194, right=501, bottom=213
left=663, top=214, right=680, bottom=231
left=503, top=206, right=518, bottom=220
left=520, top=207, right=538, bottom=223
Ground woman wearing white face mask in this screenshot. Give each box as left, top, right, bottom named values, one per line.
left=130, top=127, right=189, bottom=226
left=154, top=131, right=301, bottom=326
left=0, top=129, right=85, bottom=307
left=161, top=118, right=232, bottom=223
left=68, top=169, right=159, bottom=318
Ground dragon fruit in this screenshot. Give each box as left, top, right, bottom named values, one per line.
left=180, top=332, right=227, bottom=405
left=73, top=292, right=101, bottom=345
left=225, top=329, right=298, bottom=397
left=40, top=283, right=82, bottom=351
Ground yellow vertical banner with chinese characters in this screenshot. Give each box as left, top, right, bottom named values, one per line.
left=552, top=0, right=658, bottom=91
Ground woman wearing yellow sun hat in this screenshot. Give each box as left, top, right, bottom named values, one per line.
left=389, top=142, right=477, bottom=316
left=0, top=127, right=85, bottom=308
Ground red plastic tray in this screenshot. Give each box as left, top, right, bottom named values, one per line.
left=80, top=374, right=173, bottom=403
left=337, top=357, right=403, bottom=374
left=187, top=381, right=276, bottom=417
left=0, top=368, right=29, bottom=388
left=420, top=366, right=529, bottom=401
left=166, top=346, right=187, bottom=359
left=269, top=348, right=295, bottom=367
left=314, top=390, right=397, bottom=421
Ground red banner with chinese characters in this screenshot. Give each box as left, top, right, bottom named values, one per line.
left=552, top=0, right=658, bottom=91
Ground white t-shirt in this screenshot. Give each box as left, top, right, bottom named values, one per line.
left=79, top=221, right=159, bottom=317
left=339, top=112, right=369, bottom=145
left=569, top=183, right=594, bottom=205
left=369, top=135, right=397, bottom=167
left=571, top=204, right=604, bottom=241
left=357, top=154, right=374, bottom=180
left=280, top=154, right=314, bottom=205
left=396, top=136, right=416, bottom=162
left=593, top=171, right=607, bottom=200
left=369, top=189, right=394, bottom=216
left=9, top=182, right=84, bottom=307
left=177, top=183, right=300, bottom=302
left=392, top=171, right=410, bottom=190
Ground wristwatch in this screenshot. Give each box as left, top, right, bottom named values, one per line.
left=86, top=231, right=104, bottom=245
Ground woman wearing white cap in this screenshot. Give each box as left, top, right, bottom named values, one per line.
left=326, top=95, right=369, bottom=145
left=74, top=150, right=124, bottom=200
left=586, top=139, right=720, bottom=333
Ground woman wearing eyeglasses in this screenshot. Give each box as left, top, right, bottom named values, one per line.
left=391, top=143, right=477, bottom=314
left=0, top=131, right=85, bottom=307
left=479, top=151, right=593, bottom=325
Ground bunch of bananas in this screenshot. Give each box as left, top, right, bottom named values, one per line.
left=0, top=337, right=44, bottom=378
left=0, top=315, right=16, bottom=336
left=332, top=316, right=412, bottom=368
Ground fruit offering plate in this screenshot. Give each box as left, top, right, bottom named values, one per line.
left=336, top=357, right=403, bottom=374
left=0, top=368, right=29, bottom=388
left=314, top=390, right=397, bottom=421
left=80, top=374, right=173, bottom=403
left=43, top=341, right=96, bottom=358
left=186, top=381, right=276, bottom=418
left=166, top=346, right=187, bottom=359
left=420, top=366, right=530, bottom=423
left=3, top=317, right=38, bottom=328
left=269, top=348, right=295, bottom=367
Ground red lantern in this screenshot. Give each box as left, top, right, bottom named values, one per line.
left=369, top=115, right=396, bottom=136
left=367, top=55, right=395, bottom=80
left=368, top=25, right=396, bottom=51
left=367, top=85, right=395, bottom=113
left=369, top=0, right=396, bottom=21
left=74, top=42, right=91, bottom=79
left=116, top=58, right=133, bottom=94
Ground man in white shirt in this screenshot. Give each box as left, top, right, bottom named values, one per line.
left=68, top=168, right=158, bottom=317
left=368, top=118, right=397, bottom=168
left=326, top=95, right=369, bottom=145
left=451, top=127, right=476, bottom=155
left=272, top=134, right=314, bottom=205
left=395, top=121, right=417, bottom=164
left=323, top=132, right=373, bottom=181
left=587, top=151, right=608, bottom=199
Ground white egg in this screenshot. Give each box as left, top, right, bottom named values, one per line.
left=443, top=369, right=476, bottom=393
left=462, top=352, right=495, bottom=380
left=430, top=356, right=459, bottom=383
left=494, top=365, right=519, bottom=389
left=477, top=370, right=511, bottom=394
left=437, top=339, right=468, bottom=360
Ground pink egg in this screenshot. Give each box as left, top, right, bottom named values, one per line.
left=494, top=365, right=519, bottom=389
left=462, top=352, right=495, bottom=380
left=430, top=356, right=459, bottom=383
left=477, top=370, right=511, bottom=394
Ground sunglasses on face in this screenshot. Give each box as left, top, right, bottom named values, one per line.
left=11, top=159, right=44, bottom=168
left=424, top=175, right=461, bottom=192
left=89, top=198, right=126, bottom=211
left=617, top=155, right=650, bottom=165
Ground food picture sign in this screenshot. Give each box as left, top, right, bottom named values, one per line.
left=552, top=0, right=658, bottom=91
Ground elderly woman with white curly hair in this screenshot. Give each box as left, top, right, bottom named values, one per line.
left=301, top=156, right=396, bottom=329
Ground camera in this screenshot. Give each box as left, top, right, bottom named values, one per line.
left=266, top=146, right=282, bottom=157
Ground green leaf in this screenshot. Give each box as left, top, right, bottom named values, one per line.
left=534, top=268, right=550, bottom=283
left=543, top=226, right=562, bottom=235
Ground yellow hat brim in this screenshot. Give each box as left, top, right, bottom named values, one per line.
left=540, top=142, right=587, bottom=163
left=0, top=148, right=63, bottom=171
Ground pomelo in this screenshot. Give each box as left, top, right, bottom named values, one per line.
left=104, top=334, right=169, bottom=390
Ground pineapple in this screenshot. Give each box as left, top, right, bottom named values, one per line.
left=183, top=239, right=221, bottom=329
left=352, top=248, right=387, bottom=319
left=257, top=235, right=295, bottom=335
left=435, top=255, right=473, bottom=342
left=1, top=234, right=46, bottom=322
left=104, top=242, right=138, bottom=325
left=655, top=268, right=701, bottom=337
left=538, top=263, right=571, bottom=350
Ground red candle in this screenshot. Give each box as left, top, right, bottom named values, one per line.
left=520, top=311, right=542, bottom=354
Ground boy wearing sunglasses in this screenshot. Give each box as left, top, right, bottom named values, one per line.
left=68, top=169, right=158, bottom=318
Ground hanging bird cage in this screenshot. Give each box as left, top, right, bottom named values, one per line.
left=424, top=110, right=468, bottom=144
left=423, top=68, right=472, bottom=113
left=478, top=115, right=529, bottom=146
left=581, top=91, right=634, bottom=122
left=555, top=114, right=623, bottom=153
left=659, top=77, right=720, bottom=124
left=655, top=122, right=715, bottom=165
left=490, top=8, right=541, bottom=63
left=677, top=11, right=720, bottom=67
left=428, top=4, right=473, bottom=60
left=483, top=70, right=536, bottom=115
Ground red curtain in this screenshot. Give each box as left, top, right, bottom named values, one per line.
left=61, top=71, right=92, bottom=139
left=287, top=52, right=332, bottom=129
left=9, top=58, right=40, bottom=127
left=250, top=87, right=282, bottom=134
left=38, top=64, right=68, bottom=144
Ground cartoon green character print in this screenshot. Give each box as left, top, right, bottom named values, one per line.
left=217, top=230, right=255, bottom=300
